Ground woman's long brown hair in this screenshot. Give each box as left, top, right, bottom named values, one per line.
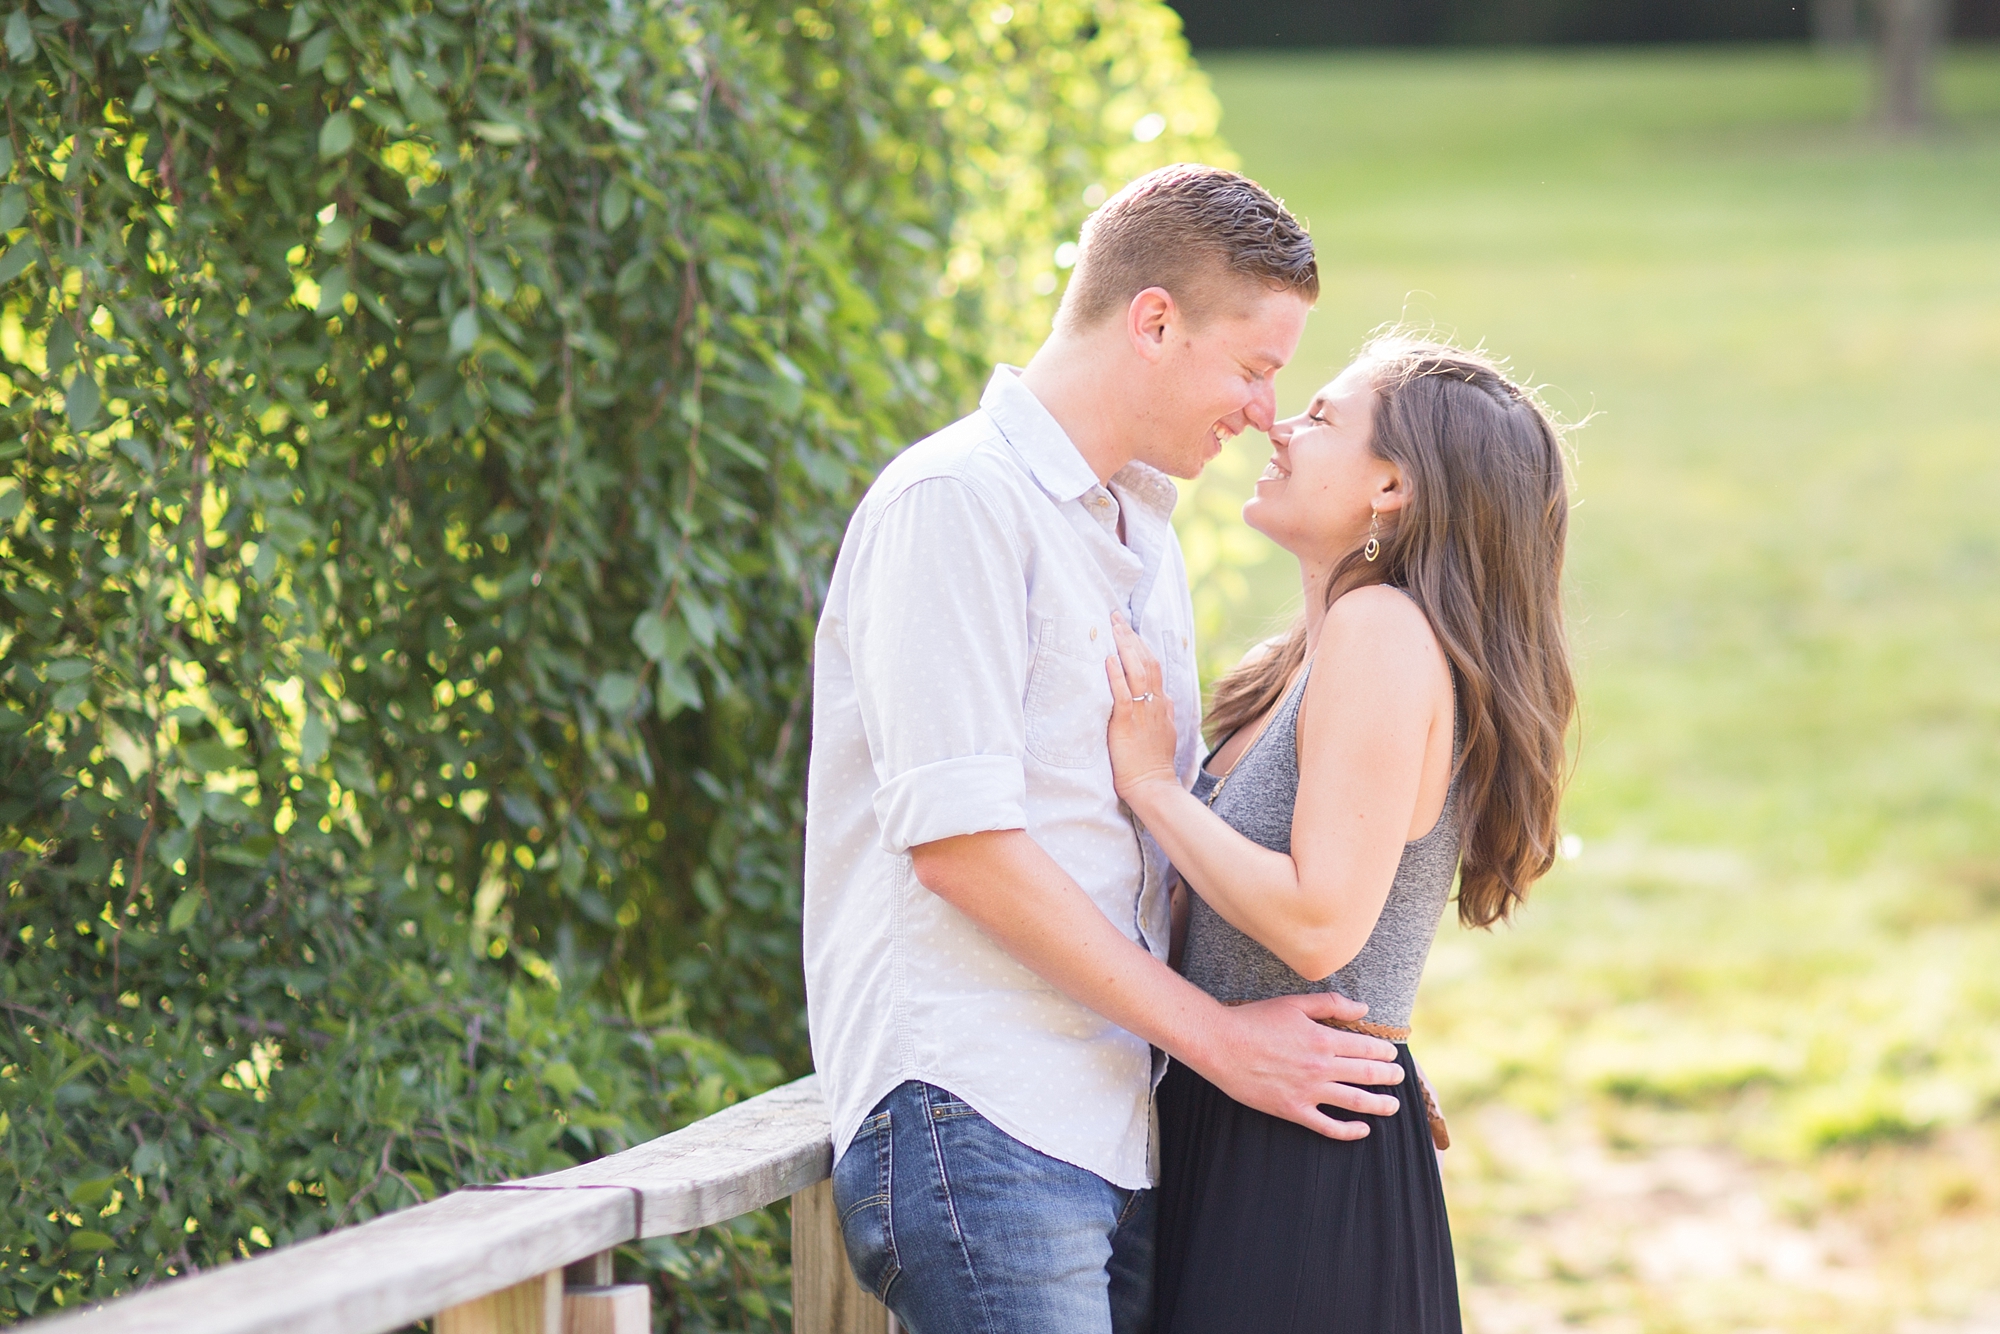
left=1205, top=335, right=1577, bottom=928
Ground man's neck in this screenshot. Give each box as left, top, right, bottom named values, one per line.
left=1017, top=336, right=1137, bottom=485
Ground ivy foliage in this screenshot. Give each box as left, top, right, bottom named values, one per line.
left=0, top=0, right=1224, bottom=1323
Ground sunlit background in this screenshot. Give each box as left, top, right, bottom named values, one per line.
left=1163, top=32, right=2000, bottom=1334
left=6, top=0, right=1997, bottom=1325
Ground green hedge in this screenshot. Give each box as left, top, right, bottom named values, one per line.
left=0, top=0, right=1224, bottom=1323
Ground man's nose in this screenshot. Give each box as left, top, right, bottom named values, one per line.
left=1244, top=382, right=1278, bottom=434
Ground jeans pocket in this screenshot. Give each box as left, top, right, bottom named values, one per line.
left=833, top=1109, right=899, bottom=1300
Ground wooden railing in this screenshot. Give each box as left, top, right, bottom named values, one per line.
left=33, top=1075, right=896, bottom=1334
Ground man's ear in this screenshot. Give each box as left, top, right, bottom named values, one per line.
left=1126, top=286, right=1177, bottom=362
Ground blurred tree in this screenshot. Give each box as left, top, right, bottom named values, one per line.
left=1877, top=0, right=1950, bottom=129
left=1814, top=0, right=1864, bottom=47
left=0, top=0, right=1225, bottom=1323
left=1165, top=0, right=1815, bottom=49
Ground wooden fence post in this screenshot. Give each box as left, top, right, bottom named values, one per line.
left=790, top=1179, right=896, bottom=1334
left=560, top=1284, right=650, bottom=1334
left=436, top=1270, right=562, bottom=1334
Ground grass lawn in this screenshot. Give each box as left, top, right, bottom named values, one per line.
left=1178, top=46, right=2000, bottom=1332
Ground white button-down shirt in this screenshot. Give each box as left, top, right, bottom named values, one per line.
left=804, top=366, right=1202, bottom=1189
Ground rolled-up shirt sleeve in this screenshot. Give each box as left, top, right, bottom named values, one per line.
left=847, top=476, right=1031, bottom=855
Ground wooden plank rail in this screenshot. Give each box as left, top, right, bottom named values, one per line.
left=32, top=1074, right=895, bottom=1334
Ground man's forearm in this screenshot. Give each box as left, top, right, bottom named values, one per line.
left=909, top=828, right=1223, bottom=1068
left=909, top=828, right=1405, bottom=1136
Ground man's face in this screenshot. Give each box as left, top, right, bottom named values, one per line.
left=1133, top=286, right=1312, bottom=481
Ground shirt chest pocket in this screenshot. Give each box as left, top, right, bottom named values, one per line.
left=1024, top=616, right=1112, bottom=770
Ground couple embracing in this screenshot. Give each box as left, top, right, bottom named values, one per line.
left=804, top=165, right=1575, bottom=1334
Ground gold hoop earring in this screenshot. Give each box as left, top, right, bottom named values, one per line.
left=1363, top=509, right=1381, bottom=563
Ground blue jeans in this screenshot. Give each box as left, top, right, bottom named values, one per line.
left=832, top=1080, right=1156, bottom=1334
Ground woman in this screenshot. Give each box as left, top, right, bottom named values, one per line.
left=1103, top=335, right=1576, bottom=1332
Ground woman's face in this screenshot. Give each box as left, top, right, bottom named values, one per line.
left=1242, top=363, right=1401, bottom=562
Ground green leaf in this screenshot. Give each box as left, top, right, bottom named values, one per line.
left=473, top=250, right=516, bottom=300
left=263, top=506, right=312, bottom=551
left=315, top=266, right=349, bottom=316
left=65, top=371, right=103, bottom=431
left=131, top=0, right=169, bottom=52
left=69, top=1176, right=116, bottom=1208
left=209, top=25, right=264, bottom=67
left=539, top=1059, right=582, bottom=1099
left=400, top=81, right=448, bottom=127
left=37, top=0, right=78, bottom=19
left=202, top=790, right=254, bottom=824
left=45, top=658, right=91, bottom=681
left=632, top=610, right=670, bottom=661
left=5, top=9, right=35, bottom=63
left=655, top=658, right=702, bottom=718
left=210, top=840, right=267, bottom=865
left=594, top=672, right=638, bottom=713
left=297, top=27, right=332, bottom=71
left=680, top=595, right=718, bottom=650
left=166, top=889, right=201, bottom=932
left=0, top=186, right=25, bottom=234
left=181, top=738, right=245, bottom=772
left=0, top=486, right=21, bottom=521
left=46, top=319, right=74, bottom=371
left=300, top=711, right=328, bottom=767
left=317, top=110, right=353, bottom=159
left=601, top=179, right=631, bottom=231
left=52, top=682, right=88, bottom=712
left=488, top=380, right=534, bottom=416
left=449, top=306, right=479, bottom=354
left=0, top=241, right=38, bottom=288
left=67, top=1230, right=115, bottom=1253
left=471, top=119, right=524, bottom=145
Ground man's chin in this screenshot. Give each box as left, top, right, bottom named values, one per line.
left=1134, top=434, right=1226, bottom=481
left=1186, top=434, right=1227, bottom=477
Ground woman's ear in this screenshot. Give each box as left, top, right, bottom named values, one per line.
left=1372, top=462, right=1411, bottom=515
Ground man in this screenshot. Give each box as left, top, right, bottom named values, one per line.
left=804, top=165, right=1405, bottom=1334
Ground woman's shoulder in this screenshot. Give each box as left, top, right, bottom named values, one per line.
left=1314, top=585, right=1448, bottom=692
left=1324, top=583, right=1436, bottom=645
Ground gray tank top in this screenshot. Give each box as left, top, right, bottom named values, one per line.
left=1180, top=663, right=1463, bottom=1034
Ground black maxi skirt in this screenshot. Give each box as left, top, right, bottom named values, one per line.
left=1154, top=1046, right=1461, bottom=1334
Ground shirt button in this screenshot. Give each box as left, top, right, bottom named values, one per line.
left=1090, top=626, right=1098, bottom=640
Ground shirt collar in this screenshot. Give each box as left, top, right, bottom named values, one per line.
left=981, top=365, right=1110, bottom=505
left=1109, top=461, right=1181, bottom=523
left=981, top=366, right=1180, bottom=522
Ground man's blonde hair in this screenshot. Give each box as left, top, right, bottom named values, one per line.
left=1057, top=164, right=1318, bottom=332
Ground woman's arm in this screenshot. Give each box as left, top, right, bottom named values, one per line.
left=1106, top=591, right=1449, bottom=980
